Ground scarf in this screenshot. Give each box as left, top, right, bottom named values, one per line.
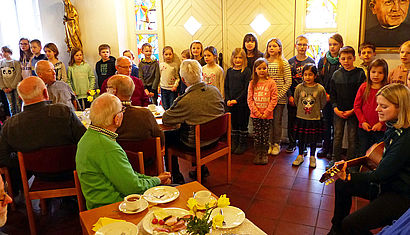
left=326, top=51, right=339, bottom=65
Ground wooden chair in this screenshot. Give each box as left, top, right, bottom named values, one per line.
left=18, top=145, right=78, bottom=235
left=124, top=150, right=145, bottom=174
left=118, top=137, right=164, bottom=176
left=167, top=113, right=231, bottom=184
left=73, top=170, right=86, bottom=212
left=0, top=167, right=15, bottom=210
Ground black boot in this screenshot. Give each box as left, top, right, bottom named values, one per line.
left=235, top=132, right=248, bottom=155
left=317, top=141, right=330, bottom=158
left=231, top=131, right=239, bottom=154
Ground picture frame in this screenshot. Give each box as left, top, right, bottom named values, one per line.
left=360, top=0, right=410, bottom=53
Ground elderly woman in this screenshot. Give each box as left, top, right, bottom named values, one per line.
left=76, top=93, right=171, bottom=209
left=162, top=59, right=225, bottom=184
left=329, top=84, right=410, bottom=235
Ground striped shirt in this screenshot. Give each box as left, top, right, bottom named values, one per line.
left=268, top=59, right=292, bottom=104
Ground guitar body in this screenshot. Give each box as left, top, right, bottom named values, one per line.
left=320, top=142, right=385, bottom=184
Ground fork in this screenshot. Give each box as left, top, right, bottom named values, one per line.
left=220, top=209, right=226, bottom=226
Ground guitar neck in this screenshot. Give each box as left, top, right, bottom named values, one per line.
left=337, top=156, right=367, bottom=170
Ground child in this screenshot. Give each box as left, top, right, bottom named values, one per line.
left=0, top=46, right=22, bottom=115
left=243, top=33, right=264, bottom=71
left=225, top=48, right=252, bottom=154
left=329, top=46, right=366, bottom=167
left=44, top=43, right=67, bottom=82
left=19, top=38, right=33, bottom=79
left=0, top=90, right=11, bottom=124
left=264, top=38, right=292, bottom=155
left=388, top=40, right=410, bottom=85
left=67, top=48, right=96, bottom=110
left=30, top=39, right=47, bottom=76
left=358, top=42, right=376, bottom=78
left=202, top=46, right=224, bottom=95
left=138, top=43, right=160, bottom=105
left=247, top=58, right=278, bottom=165
left=123, top=49, right=139, bottom=77
left=181, top=49, right=190, bottom=61
left=292, top=64, right=327, bottom=168
left=96, top=44, right=116, bottom=89
left=317, top=33, right=343, bottom=159
left=354, top=59, right=388, bottom=157
left=287, top=35, right=315, bottom=153
left=178, top=49, right=190, bottom=95
left=159, top=46, right=179, bottom=110
left=189, top=40, right=206, bottom=66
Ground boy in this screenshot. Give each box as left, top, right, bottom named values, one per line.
left=287, top=35, right=315, bottom=153
left=123, top=49, right=139, bottom=78
left=358, top=42, right=376, bottom=78
left=30, top=39, right=47, bottom=76
left=329, top=46, right=366, bottom=168
left=138, top=43, right=160, bottom=105
left=0, top=46, right=22, bottom=115
left=96, top=44, right=116, bottom=88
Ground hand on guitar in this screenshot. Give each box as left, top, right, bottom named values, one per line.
left=335, top=160, right=347, bottom=181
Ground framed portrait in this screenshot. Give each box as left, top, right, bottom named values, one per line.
left=360, top=0, right=410, bottom=53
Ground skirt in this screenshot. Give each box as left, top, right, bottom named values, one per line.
left=294, top=118, right=324, bottom=144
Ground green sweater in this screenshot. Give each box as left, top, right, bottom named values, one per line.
left=76, top=127, right=160, bottom=209
left=67, top=62, right=96, bottom=99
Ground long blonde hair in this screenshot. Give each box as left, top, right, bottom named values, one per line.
left=264, top=38, right=284, bottom=76
left=230, top=48, right=247, bottom=72
left=376, top=84, right=410, bottom=129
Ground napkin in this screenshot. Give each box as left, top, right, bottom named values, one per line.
left=92, top=217, right=126, bottom=232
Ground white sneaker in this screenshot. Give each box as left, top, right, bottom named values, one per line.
left=309, top=156, right=316, bottom=168
left=268, top=144, right=273, bottom=155
left=292, top=155, right=304, bottom=166
left=271, top=143, right=280, bottom=155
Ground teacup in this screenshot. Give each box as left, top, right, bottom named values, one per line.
left=148, top=104, right=156, bottom=112
left=194, top=190, right=211, bottom=206
left=124, top=194, right=141, bottom=211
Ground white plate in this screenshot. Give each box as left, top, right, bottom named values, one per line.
left=210, top=206, right=245, bottom=229
left=95, top=221, right=138, bottom=235
left=142, top=208, right=191, bottom=235
left=118, top=198, right=149, bottom=214
left=143, top=186, right=180, bottom=204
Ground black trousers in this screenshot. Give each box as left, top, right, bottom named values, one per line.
left=331, top=179, right=410, bottom=235
left=322, top=103, right=333, bottom=152
left=228, top=105, right=249, bottom=132
left=287, top=104, right=297, bottom=146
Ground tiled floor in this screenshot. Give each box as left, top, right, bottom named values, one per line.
left=1, top=144, right=371, bottom=235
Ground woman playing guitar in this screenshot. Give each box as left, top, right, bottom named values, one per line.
left=329, top=84, right=410, bottom=235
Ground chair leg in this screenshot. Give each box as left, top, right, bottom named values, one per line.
left=40, top=199, right=47, bottom=215
left=3, top=169, right=15, bottom=210
left=25, top=198, right=37, bottom=235
left=197, top=165, right=201, bottom=184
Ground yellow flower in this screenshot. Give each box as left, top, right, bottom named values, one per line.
left=89, top=90, right=96, bottom=96
left=212, top=213, right=224, bottom=229
left=217, top=194, right=230, bottom=208
left=87, top=96, right=93, bottom=102
left=96, top=89, right=100, bottom=94
left=187, top=198, right=198, bottom=211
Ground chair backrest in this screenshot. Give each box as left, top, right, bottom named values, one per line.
left=19, top=145, right=77, bottom=173
left=124, top=150, right=145, bottom=174
left=73, top=170, right=86, bottom=212
left=198, top=113, right=230, bottom=141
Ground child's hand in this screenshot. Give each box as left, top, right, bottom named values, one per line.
left=326, top=93, right=330, bottom=102
left=158, top=87, right=161, bottom=94
left=288, top=96, right=295, bottom=106
left=362, top=122, right=371, bottom=132
left=148, top=92, right=154, bottom=97
left=171, top=87, right=177, bottom=92
left=261, top=113, right=268, bottom=119
left=372, top=122, right=383, bottom=131
left=231, top=100, right=237, bottom=105
left=144, top=89, right=150, bottom=95
left=344, top=109, right=354, bottom=117
left=227, top=100, right=232, bottom=107
left=334, top=108, right=346, bottom=119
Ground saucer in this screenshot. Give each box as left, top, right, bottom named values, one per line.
left=118, top=198, right=148, bottom=214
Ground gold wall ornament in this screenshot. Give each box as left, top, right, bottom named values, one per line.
left=63, top=0, right=82, bottom=52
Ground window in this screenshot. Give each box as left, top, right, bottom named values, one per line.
left=135, top=0, right=159, bottom=61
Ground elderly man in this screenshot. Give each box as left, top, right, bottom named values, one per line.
left=0, top=77, right=86, bottom=191
left=76, top=93, right=171, bottom=209
left=101, top=56, right=150, bottom=107
left=162, top=59, right=225, bottom=183
left=0, top=177, right=12, bottom=227
left=36, top=60, right=77, bottom=110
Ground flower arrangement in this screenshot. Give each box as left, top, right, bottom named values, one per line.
left=185, top=194, right=230, bottom=235
left=86, top=89, right=100, bottom=102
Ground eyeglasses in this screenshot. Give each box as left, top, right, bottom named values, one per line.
left=117, top=106, right=126, bottom=115
left=20, top=43, right=29, bottom=46
left=0, top=182, right=9, bottom=202
left=118, top=65, right=132, bottom=69
left=297, top=44, right=308, bottom=47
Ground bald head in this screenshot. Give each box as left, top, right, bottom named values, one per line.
left=90, top=93, right=123, bottom=128
left=35, top=60, right=56, bottom=85
left=17, top=76, right=48, bottom=105
left=115, top=56, right=132, bottom=76
left=107, top=74, right=135, bottom=101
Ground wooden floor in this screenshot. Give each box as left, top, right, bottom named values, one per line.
left=0, top=143, right=376, bottom=235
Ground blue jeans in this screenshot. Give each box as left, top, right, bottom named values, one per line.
left=160, top=88, right=177, bottom=110
left=333, top=114, right=358, bottom=161
left=269, top=104, right=285, bottom=144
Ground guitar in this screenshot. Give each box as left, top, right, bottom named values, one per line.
left=319, top=142, right=384, bottom=185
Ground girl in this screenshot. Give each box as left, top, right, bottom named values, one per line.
left=178, top=49, right=190, bottom=95
left=19, top=38, right=33, bottom=79
left=388, top=40, right=409, bottom=85
left=0, top=46, right=22, bottom=115
left=225, top=48, right=252, bottom=154
left=67, top=48, right=95, bottom=110
left=292, top=64, right=327, bottom=168
left=354, top=59, right=388, bottom=157
left=123, top=49, right=139, bottom=77
left=247, top=58, right=278, bottom=165
left=242, top=33, right=264, bottom=71
left=317, top=33, right=343, bottom=159
left=264, top=38, right=292, bottom=155
left=159, top=46, right=180, bottom=110
left=189, top=40, right=206, bottom=66
left=202, top=46, right=224, bottom=95
left=330, top=84, right=410, bottom=234
left=44, top=43, right=67, bottom=82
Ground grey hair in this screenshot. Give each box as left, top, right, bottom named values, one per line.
left=107, top=74, right=135, bottom=99
left=115, top=56, right=132, bottom=66
left=179, top=59, right=202, bottom=85
left=17, top=76, right=45, bottom=102
left=90, top=93, right=122, bottom=127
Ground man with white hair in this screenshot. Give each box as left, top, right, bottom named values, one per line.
left=76, top=93, right=171, bottom=209
left=36, top=60, right=77, bottom=110
left=162, top=59, right=225, bottom=183
left=101, top=56, right=150, bottom=106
